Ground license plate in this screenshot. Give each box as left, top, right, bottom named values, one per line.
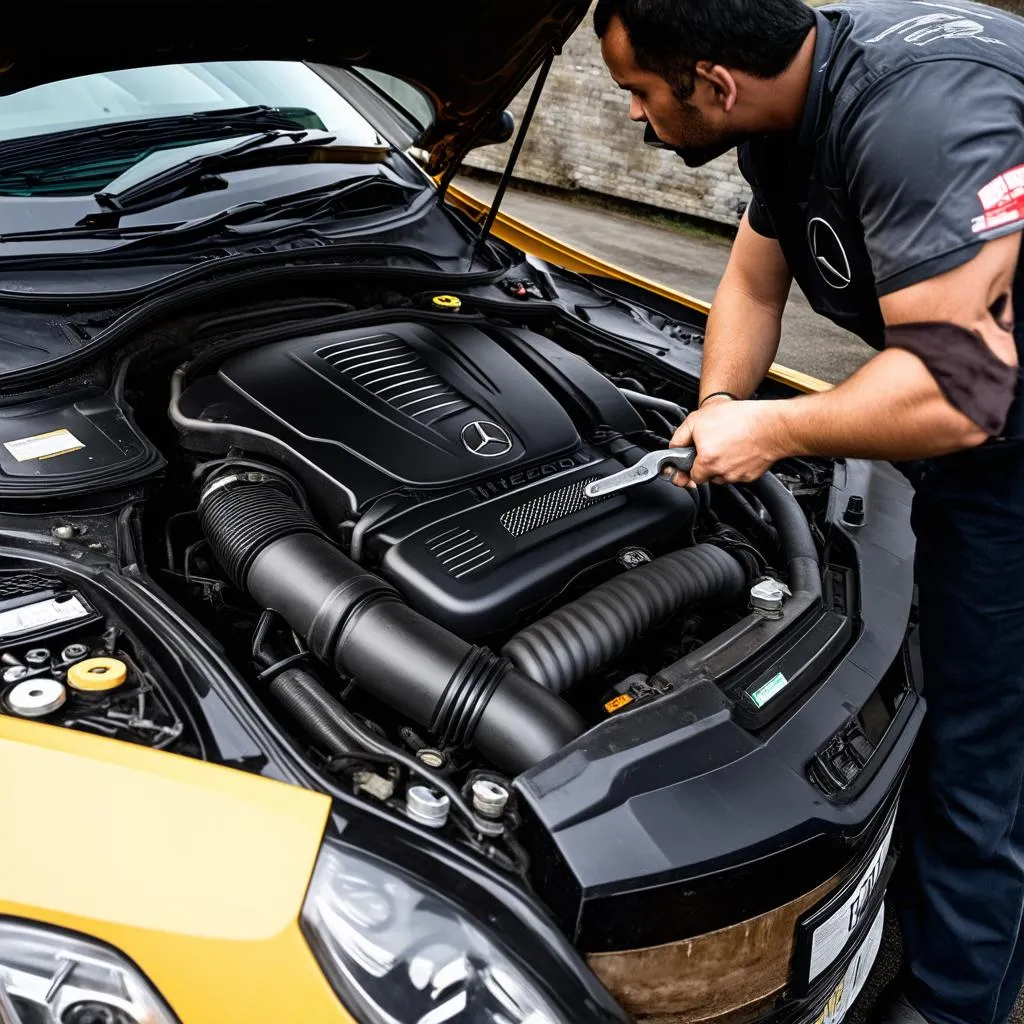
left=809, top=907, right=885, bottom=1024
left=807, top=814, right=895, bottom=982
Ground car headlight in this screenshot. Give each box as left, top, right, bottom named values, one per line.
left=0, top=919, right=177, bottom=1024
left=302, top=840, right=566, bottom=1024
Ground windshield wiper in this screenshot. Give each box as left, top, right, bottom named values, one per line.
left=90, top=129, right=343, bottom=218
left=0, top=175, right=420, bottom=247
left=0, top=106, right=314, bottom=183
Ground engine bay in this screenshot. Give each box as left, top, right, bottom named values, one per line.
left=0, top=283, right=848, bottom=914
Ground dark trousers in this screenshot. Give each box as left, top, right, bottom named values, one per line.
left=895, top=441, right=1024, bottom=1024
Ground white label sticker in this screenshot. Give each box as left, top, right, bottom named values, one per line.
left=812, top=907, right=886, bottom=1024
left=3, top=429, right=85, bottom=463
left=809, top=815, right=896, bottom=981
left=0, top=595, right=89, bottom=639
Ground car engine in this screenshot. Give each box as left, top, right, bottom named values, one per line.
left=173, top=318, right=697, bottom=638
left=158, top=310, right=774, bottom=786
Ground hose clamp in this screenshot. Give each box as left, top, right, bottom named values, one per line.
left=200, top=471, right=275, bottom=505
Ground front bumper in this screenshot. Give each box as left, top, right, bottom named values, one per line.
left=521, top=460, right=922, bottom=1021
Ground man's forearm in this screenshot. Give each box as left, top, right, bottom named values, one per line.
left=700, top=285, right=784, bottom=404
left=776, top=348, right=988, bottom=460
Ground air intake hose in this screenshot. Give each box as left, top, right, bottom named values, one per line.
left=199, top=477, right=583, bottom=774
left=502, top=543, right=747, bottom=694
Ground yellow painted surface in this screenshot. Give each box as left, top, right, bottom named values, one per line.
left=0, top=716, right=351, bottom=1023
left=445, top=184, right=832, bottom=395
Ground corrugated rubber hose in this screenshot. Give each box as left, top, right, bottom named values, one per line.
left=502, top=543, right=747, bottom=694
left=199, top=475, right=584, bottom=774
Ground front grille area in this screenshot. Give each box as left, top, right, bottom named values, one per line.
left=501, top=478, right=607, bottom=538
left=317, top=334, right=473, bottom=427
left=427, top=527, right=495, bottom=579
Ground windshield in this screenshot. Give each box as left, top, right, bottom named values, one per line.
left=0, top=61, right=383, bottom=144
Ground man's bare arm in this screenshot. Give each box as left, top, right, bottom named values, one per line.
left=670, top=232, right=1020, bottom=485
left=698, top=212, right=793, bottom=405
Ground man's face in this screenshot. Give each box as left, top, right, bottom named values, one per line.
left=599, top=13, right=734, bottom=160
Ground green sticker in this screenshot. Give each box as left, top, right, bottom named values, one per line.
left=749, top=671, right=790, bottom=709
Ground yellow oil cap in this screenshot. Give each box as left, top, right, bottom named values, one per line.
left=431, top=294, right=462, bottom=311
left=67, top=657, right=127, bottom=692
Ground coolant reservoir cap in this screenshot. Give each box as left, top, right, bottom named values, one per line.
left=6, top=678, right=66, bottom=717
left=431, top=294, right=462, bottom=311
left=67, top=657, right=127, bottom=692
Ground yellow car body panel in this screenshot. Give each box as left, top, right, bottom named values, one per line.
left=445, top=183, right=833, bottom=396
left=0, top=716, right=350, bottom=1024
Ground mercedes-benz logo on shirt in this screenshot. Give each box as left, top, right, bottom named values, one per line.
left=461, top=420, right=513, bottom=457
left=808, top=217, right=852, bottom=290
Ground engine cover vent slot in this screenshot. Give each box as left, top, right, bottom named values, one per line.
left=317, top=334, right=473, bottom=426
left=0, top=573, right=60, bottom=600
left=501, top=478, right=607, bottom=538
left=427, top=527, right=495, bottom=579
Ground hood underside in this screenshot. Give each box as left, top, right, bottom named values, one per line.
left=0, top=2, right=589, bottom=173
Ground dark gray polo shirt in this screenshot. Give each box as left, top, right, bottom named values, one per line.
left=738, top=0, right=1024, bottom=351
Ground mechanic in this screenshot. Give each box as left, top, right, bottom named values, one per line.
left=595, top=2, right=1024, bottom=1023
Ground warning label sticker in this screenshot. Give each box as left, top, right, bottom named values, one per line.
left=3, top=429, right=85, bottom=463
left=973, top=164, right=1024, bottom=234
left=0, top=595, right=89, bottom=639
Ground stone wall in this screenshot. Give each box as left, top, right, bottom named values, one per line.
left=462, top=8, right=751, bottom=229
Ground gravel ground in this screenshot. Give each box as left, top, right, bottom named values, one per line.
left=457, top=174, right=1023, bottom=1023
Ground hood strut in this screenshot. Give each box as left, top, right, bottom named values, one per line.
left=448, top=51, right=554, bottom=269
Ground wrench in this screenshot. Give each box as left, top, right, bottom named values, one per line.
left=585, top=447, right=697, bottom=498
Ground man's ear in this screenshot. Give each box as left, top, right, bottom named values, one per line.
left=695, top=62, right=738, bottom=113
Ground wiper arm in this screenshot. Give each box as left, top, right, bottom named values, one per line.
left=86, top=130, right=393, bottom=222
left=0, top=107, right=313, bottom=178
left=93, top=130, right=324, bottom=213
left=0, top=175, right=419, bottom=246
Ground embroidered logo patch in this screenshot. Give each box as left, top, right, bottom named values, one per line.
left=973, top=165, right=1024, bottom=235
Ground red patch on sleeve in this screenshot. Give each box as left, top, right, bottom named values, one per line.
left=973, top=164, right=1024, bottom=234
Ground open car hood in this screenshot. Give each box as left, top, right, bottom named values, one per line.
left=0, top=2, right=589, bottom=174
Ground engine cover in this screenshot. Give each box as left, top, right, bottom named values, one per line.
left=178, top=318, right=696, bottom=636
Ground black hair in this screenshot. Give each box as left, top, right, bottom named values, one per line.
left=594, top=0, right=815, bottom=99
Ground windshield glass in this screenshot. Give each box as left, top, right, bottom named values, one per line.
left=0, top=60, right=383, bottom=144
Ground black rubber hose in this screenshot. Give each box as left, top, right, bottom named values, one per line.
left=199, top=479, right=583, bottom=774
left=502, top=543, right=747, bottom=694
left=268, top=666, right=496, bottom=833
left=748, top=472, right=820, bottom=594
left=268, top=666, right=365, bottom=757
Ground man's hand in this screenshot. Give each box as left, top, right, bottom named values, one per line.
left=667, top=399, right=790, bottom=486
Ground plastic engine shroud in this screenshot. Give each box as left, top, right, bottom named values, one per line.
left=176, top=319, right=696, bottom=637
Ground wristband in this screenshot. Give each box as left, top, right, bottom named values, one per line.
left=700, top=391, right=738, bottom=407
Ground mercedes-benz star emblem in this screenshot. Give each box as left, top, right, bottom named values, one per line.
left=808, top=217, right=852, bottom=290
left=461, top=420, right=513, bottom=458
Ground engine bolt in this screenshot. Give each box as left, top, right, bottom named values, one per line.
left=471, top=779, right=510, bottom=819
left=2, top=665, right=28, bottom=684
left=750, top=579, right=792, bottom=619
left=405, top=786, right=450, bottom=829
left=24, top=648, right=51, bottom=666
left=416, top=748, right=446, bottom=769
left=61, top=643, right=90, bottom=663
left=51, top=525, right=76, bottom=541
